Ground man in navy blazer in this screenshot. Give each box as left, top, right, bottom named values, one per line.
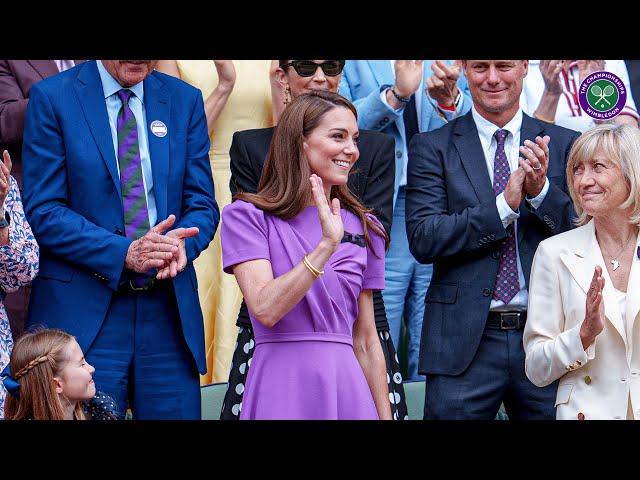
left=22, top=60, right=218, bottom=419
left=406, top=60, right=580, bottom=419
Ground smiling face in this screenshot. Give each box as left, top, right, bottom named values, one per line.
left=101, top=60, right=158, bottom=87
left=277, top=60, right=342, bottom=98
left=464, top=60, right=528, bottom=124
left=53, top=339, right=96, bottom=403
left=572, top=149, right=630, bottom=219
left=302, top=106, right=359, bottom=189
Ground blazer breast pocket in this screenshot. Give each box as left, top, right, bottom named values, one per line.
left=425, top=283, right=457, bottom=304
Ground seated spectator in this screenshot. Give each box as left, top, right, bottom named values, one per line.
left=0, top=150, right=39, bottom=418
left=524, top=123, right=640, bottom=420
left=2, top=328, right=118, bottom=420
left=521, top=60, right=639, bottom=132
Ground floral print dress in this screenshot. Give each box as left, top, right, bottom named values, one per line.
left=0, top=176, right=39, bottom=418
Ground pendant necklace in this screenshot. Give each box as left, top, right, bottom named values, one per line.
left=607, top=235, right=635, bottom=271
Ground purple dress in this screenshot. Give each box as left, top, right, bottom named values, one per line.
left=221, top=200, right=385, bottom=420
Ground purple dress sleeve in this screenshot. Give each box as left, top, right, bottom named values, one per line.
left=221, top=200, right=270, bottom=274
left=362, top=213, right=385, bottom=291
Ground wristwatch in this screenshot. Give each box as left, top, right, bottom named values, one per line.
left=0, top=209, right=10, bottom=229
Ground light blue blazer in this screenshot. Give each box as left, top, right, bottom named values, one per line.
left=339, top=60, right=471, bottom=206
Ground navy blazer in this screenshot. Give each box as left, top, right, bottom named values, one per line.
left=406, top=110, right=580, bottom=376
left=22, top=61, right=218, bottom=374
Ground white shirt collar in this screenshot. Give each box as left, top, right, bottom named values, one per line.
left=472, top=105, right=523, bottom=146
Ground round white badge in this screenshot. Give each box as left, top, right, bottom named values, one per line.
left=150, top=120, right=167, bottom=137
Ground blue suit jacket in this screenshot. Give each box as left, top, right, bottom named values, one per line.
left=22, top=61, right=218, bottom=374
left=405, top=111, right=580, bottom=376
left=338, top=60, right=471, bottom=205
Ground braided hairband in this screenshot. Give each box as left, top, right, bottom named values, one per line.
left=1, top=355, right=50, bottom=399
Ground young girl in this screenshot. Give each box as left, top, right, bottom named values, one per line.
left=1, top=328, right=118, bottom=420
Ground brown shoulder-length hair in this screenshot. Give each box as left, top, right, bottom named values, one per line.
left=235, top=90, right=388, bottom=253
left=4, top=328, right=86, bottom=420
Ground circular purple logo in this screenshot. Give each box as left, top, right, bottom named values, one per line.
left=578, top=71, right=627, bottom=120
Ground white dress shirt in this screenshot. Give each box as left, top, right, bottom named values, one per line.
left=471, top=106, right=550, bottom=311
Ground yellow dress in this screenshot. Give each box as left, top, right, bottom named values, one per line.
left=176, top=60, right=274, bottom=384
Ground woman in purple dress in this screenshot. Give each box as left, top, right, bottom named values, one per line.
left=221, top=91, right=391, bottom=419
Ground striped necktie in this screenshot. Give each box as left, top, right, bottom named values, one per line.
left=116, top=89, right=150, bottom=240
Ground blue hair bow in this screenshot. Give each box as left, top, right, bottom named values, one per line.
left=1, top=363, right=20, bottom=399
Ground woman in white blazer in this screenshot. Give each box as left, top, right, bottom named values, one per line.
left=524, top=123, right=640, bottom=420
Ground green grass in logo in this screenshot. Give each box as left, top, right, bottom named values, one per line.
left=587, top=80, right=619, bottom=112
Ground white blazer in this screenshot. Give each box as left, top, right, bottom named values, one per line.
left=523, top=220, right=640, bottom=420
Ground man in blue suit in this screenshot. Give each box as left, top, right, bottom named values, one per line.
left=406, top=60, right=580, bottom=419
left=22, top=60, right=218, bottom=419
left=339, top=60, right=471, bottom=380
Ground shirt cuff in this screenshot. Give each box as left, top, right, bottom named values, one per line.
left=380, top=88, right=405, bottom=113
left=496, top=192, right=519, bottom=229
left=525, top=177, right=550, bottom=210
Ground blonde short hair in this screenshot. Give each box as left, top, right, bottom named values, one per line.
left=566, top=123, right=640, bottom=226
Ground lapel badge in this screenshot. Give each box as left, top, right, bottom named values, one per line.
left=150, top=120, right=167, bottom=138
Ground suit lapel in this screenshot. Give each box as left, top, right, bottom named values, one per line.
left=453, top=111, right=495, bottom=204
left=26, top=60, right=60, bottom=80
left=143, top=73, right=170, bottom=223
left=516, top=114, right=545, bottom=244
left=73, top=61, right=121, bottom=198
left=559, top=221, right=627, bottom=350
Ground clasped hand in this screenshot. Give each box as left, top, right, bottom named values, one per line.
left=124, top=214, right=199, bottom=279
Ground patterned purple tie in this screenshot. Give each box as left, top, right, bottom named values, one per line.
left=492, top=129, right=520, bottom=303
left=117, top=89, right=150, bottom=240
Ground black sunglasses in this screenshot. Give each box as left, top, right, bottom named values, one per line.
left=281, top=60, right=345, bottom=77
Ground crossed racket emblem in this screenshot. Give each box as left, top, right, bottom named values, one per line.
left=590, top=83, right=616, bottom=108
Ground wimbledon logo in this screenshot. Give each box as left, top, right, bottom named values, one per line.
left=578, top=71, right=627, bottom=120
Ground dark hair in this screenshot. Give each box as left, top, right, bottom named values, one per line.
left=235, top=90, right=387, bottom=253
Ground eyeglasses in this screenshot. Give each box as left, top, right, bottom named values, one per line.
left=280, top=60, right=345, bottom=77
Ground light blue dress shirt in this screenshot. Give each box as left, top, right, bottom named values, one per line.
left=96, top=60, right=157, bottom=228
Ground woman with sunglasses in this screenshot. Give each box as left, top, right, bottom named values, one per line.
left=221, top=60, right=408, bottom=419
left=221, top=91, right=391, bottom=419
left=156, top=60, right=277, bottom=385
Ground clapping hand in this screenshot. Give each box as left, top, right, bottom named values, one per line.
left=0, top=150, right=13, bottom=210
left=580, top=266, right=606, bottom=349
left=310, top=174, right=343, bottom=250
left=539, top=60, right=564, bottom=95
left=125, top=215, right=180, bottom=273
left=519, top=136, right=551, bottom=198
left=156, top=225, right=200, bottom=280
left=393, top=60, right=424, bottom=98
left=577, top=60, right=605, bottom=84
left=426, top=60, right=461, bottom=107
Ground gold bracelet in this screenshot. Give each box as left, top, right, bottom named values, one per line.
left=303, top=255, right=323, bottom=279
left=534, top=112, right=555, bottom=124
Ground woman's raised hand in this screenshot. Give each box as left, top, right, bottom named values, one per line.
left=310, top=174, right=343, bottom=249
